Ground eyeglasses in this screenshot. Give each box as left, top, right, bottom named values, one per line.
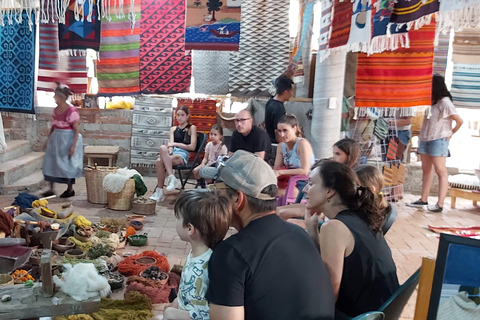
left=234, top=118, right=251, bottom=123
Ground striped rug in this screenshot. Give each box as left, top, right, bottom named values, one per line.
left=96, top=0, right=141, bottom=96
left=452, top=28, right=480, bottom=64
left=451, top=63, right=480, bottom=108
left=433, top=31, right=450, bottom=77
left=328, top=0, right=353, bottom=49
left=355, top=22, right=436, bottom=109
left=390, top=0, right=439, bottom=27
left=37, top=21, right=87, bottom=93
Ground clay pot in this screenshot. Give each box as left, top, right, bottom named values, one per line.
left=52, top=238, right=75, bottom=254
left=135, top=257, right=157, bottom=266
left=64, top=249, right=86, bottom=259
left=129, top=220, right=144, bottom=231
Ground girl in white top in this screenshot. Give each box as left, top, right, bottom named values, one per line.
left=193, top=125, right=228, bottom=188
left=408, top=74, right=463, bottom=212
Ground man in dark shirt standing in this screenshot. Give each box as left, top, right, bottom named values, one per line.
left=265, top=75, right=294, bottom=143
left=206, top=150, right=335, bottom=320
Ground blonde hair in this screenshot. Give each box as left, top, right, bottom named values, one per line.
left=355, top=165, right=388, bottom=210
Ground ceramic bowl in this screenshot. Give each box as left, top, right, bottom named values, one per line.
left=128, top=234, right=148, bottom=246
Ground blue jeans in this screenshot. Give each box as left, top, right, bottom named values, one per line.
left=418, top=138, right=450, bottom=157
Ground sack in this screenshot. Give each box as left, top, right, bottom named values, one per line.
left=386, top=138, right=398, bottom=160
left=373, top=118, right=389, bottom=140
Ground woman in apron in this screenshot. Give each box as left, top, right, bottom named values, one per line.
left=42, top=83, right=83, bottom=198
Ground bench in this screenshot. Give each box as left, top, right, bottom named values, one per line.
left=449, top=187, right=480, bottom=209
left=84, top=146, right=120, bottom=167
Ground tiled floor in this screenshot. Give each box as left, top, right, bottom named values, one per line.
left=2, top=177, right=479, bottom=319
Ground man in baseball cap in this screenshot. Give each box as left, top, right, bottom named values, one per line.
left=206, top=150, right=334, bottom=320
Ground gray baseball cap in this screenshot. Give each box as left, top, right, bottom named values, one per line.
left=217, top=150, right=277, bottom=200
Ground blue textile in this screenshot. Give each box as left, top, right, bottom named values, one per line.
left=0, top=12, right=35, bottom=114
left=173, top=147, right=189, bottom=165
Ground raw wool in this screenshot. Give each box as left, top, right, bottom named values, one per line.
left=90, top=233, right=120, bottom=251
left=53, top=263, right=111, bottom=301
left=103, top=168, right=141, bottom=193
left=437, top=0, right=480, bottom=35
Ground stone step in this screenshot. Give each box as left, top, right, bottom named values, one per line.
left=1, top=170, right=47, bottom=195
left=0, top=152, right=44, bottom=191
left=0, top=140, right=31, bottom=162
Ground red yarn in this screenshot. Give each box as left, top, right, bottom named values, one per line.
left=0, top=210, right=14, bottom=237
left=118, top=250, right=170, bottom=276
left=125, top=272, right=180, bottom=304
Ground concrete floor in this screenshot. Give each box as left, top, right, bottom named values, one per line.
left=2, top=176, right=480, bottom=319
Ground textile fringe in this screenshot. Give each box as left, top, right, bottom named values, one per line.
left=354, top=107, right=418, bottom=119
left=99, top=0, right=135, bottom=30
left=0, top=1, right=37, bottom=31
left=130, top=163, right=156, bottom=168
left=59, top=49, right=87, bottom=57
left=387, top=13, right=433, bottom=33
left=39, top=0, right=69, bottom=23
left=437, top=4, right=480, bottom=34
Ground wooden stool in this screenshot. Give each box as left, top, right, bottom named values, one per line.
left=449, top=187, right=480, bottom=209
left=84, top=146, right=120, bottom=167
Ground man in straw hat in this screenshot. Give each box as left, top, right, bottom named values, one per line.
left=206, top=150, right=334, bottom=320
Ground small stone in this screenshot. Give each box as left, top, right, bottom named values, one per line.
left=1, top=295, right=12, bottom=302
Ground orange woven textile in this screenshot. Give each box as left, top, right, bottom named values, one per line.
left=118, top=251, right=170, bottom=276
left=355, top=22, right=436, bottom=108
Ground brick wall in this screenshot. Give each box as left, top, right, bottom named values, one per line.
left=2, top=107, right=134, bottom=167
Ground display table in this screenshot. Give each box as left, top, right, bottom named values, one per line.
left=84, top=146, right=120, bottom=167
left=449, top=188, right=480, bottom=209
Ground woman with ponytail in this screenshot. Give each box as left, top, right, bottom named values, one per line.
left=303, top=161, right=399, bottom=319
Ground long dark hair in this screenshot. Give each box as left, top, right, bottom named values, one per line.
left=176, top=105, right=191, bottom=126
left=316, top=161, right=386, bottom=233
left=432, top=74, right=452, bottom=105
left=333, top=138, right=360, bottom=168
left=278, top=114, right=302, bottom=137
left=210, top=124, right=225, bottom=146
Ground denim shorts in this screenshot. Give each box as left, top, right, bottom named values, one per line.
left=418, top=138, right=450, bottom=157
left=172, top=147, right=189, bottom=164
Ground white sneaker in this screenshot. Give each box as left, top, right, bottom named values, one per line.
left=149, top=187, right=165, bottom=202
left=165, top=174, right=178, bottom=192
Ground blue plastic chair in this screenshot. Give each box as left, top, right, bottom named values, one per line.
left=351, top=311, right=385, bottom=320
left=377, top=268, right=420, bottom=320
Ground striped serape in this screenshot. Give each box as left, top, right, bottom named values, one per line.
left=329, top=0, right=353, bottom=49
left=390, top=0, right=439, bottom=28
left=97, top=0, right=141, bottom=96
left=452, top=28, right=480, bottom=64
left=355, top=22, right=436, bottom=109
left=451, top=63, right=480, bottom=108
left=37, top=21, right=87, bottom=93
left=433, top=31, right=450, bottom=77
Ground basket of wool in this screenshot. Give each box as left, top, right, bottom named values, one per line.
left=106, top=179, right=135, bottom=211
left=85, top=166, right=117, bottom=204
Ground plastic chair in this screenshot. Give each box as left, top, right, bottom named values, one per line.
left=173, top=132, right=208, bottom=189
left=351, top=311, right=385, bottom=320
left=377, top=268, right=420, bottom=320
left=276, top=175, right=308, bottom=206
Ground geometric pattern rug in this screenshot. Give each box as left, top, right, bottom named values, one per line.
left=192, top=50, right=229, bottom=95
left=0, top=12, right=36, bottom=114
left=228, top=0, right=290, bottom=93
left=451, top=63, right=480, bottom=108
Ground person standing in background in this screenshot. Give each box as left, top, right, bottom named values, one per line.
left=265, top=75, right=294, bottom=143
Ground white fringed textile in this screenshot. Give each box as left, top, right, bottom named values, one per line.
left=437, top=0, right=480, bottom=34
left=0, top=0, right=37, bottom=30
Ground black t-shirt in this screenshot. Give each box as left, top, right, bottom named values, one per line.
left=265, top=98, right=286, bottom=143
left=229, top=125, right=271, bottom=155
left=334, top=210, right=400, bottom=317
left=206, top=214, right=335, bottom=320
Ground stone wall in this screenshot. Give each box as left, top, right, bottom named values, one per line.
left=2, top=108, right=134, bottom=167
left=404, top=162, right=459, bottom=196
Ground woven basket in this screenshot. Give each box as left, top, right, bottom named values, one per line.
left=85, top=166, right=118, bottom=204
left=107, top=179, right=136, bottom=211
left=132, top=198, right=156, bottom=215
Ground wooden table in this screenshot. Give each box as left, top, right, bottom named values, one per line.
left=84, top=146, right=120, bottom=167
left=0, top=283, right=100, bottom=320
left=449, top=188, right=480, bottom=209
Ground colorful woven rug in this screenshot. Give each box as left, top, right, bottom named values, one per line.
left=228, top=0, right=290, bottom=93
left=433, top=31, right=450, bottom=77
left=97, top=0, right=141, bottom=96
left=290, top=0, right=314, bottom=83
left=452, top=28, right=480, bottom=64
left=346, top=0, right=372, bottom=48
left=390, top=0, right=439, bottom=28
left=0, top=12, right=35, bottom=114
left=451, top=63, right=480, bottom=108
left=58, top=0, right=101, bottom=54
left=131, top=97, right=173, bottom=167
left=329, top=0, right=353, bottom=49
left=38, top=19, right=87, bottom=93
left=192, top=50, right=229, bottom=94
left=140, top=0, right=191, bottom=94
left=355, top=22, right=436, bottom=111
left=184, top=0, right=241, bottom=51
left=317, top=0, right=334, bottom=62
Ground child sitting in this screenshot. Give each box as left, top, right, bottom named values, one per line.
left=162, top=189, right=232, bottom=320
left=192, top=125, right=228, bottom=188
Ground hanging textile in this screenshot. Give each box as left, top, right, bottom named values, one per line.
left=97, top=0, right=141, bottom=96
left=290, top=0, right=314, bottom=84
left=140, top=0, right=191, bottom=94
left=451, top=63, right=480, bottom=108
left=328, top=0, right=353, bottom=49
left=433, top=30, right=450, bottom=77
left=346, top=0, right=372, bottom=50
left=0, top=113, right=6, bottom=151
left=0, top=1, right=36, bottom=30
left=192, top=50, right=229, bottom=94
left=37, top=17, right=87, bottom=93
left=437, top=0, right=480, bottom=35
left=184, top=0, right=241, bottom=51
left=390, top=0, right=439, bottom=29
left=228, top=0, right=290, bottom=93
left=317, top=0, right=334, bottom=62
left=355, top=22, right=436, bottom=115
left=58, top=0, right=101, bottom=55
left=452, top=29, right=480, bottom=64
left=0, top=12, right=35, bottom=114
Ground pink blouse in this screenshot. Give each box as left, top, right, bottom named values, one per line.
left=52, top=105, right=80, bottom=130
left=205, top=141, right=228, bottom=166
left=419, top=97, right=458, bottom=142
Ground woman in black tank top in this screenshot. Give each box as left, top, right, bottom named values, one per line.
left=303, top=161, right=399, bottom=319
left=149, top=105, right=197, bottom=202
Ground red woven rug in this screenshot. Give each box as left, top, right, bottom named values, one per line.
left=355, top=22, right=436, bottom=108
left=140, top=0, right=191, bottom=94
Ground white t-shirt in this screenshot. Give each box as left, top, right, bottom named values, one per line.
left=178, top=249, right=212, bottom=320
left=419, top=97, right=458, bottom=142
